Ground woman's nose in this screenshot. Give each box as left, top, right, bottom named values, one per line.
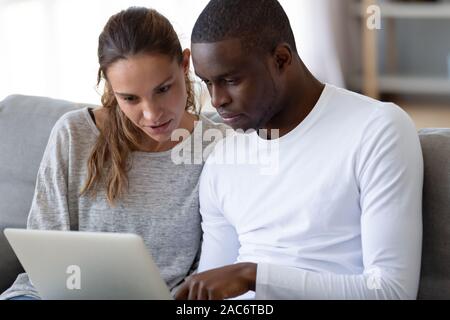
left=142, top=102, right=163, bottom=122
left=143, top=111, right=153, bottom=120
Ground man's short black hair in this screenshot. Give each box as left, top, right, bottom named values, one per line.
left=191, top=0, right=297, bottom=54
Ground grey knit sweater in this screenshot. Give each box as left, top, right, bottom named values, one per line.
left=1, top=108, right=228, bottom=300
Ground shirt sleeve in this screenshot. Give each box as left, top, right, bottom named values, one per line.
left=26, top=118, right=74, bottom=231
left=0, top=273, right=41, bottom=300
left=198, top=157, right=240, bottom=273
left=255, top=105, right=424, bottom=300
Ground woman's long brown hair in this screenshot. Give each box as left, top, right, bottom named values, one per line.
left=80, top=7, right=196, bottom=206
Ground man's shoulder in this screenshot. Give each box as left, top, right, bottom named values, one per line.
left=327, top=85, right=385, bottom=112
left=326, top=85, right=413, bottom=130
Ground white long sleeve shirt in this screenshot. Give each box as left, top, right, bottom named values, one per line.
left=198, top=84, right=424, bottom=300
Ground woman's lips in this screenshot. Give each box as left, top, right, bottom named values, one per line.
left=143, top=119, right=172, bottom=134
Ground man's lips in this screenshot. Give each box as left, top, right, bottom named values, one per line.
left=219, top=113, right=243, bottom=122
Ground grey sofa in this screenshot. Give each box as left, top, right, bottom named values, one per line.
left=0, top=94, right=449, bottom=299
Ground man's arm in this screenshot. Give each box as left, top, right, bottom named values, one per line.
left=254, top=105, right=424, bottom=299
left=197, top=160, right=241, bottom=272
left=175, top=158, right=243, bottom=300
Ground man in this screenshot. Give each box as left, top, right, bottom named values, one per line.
left=175, top=0, right=423, bottom=300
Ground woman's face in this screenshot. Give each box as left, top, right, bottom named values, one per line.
left=106, top=50, right=190, bottom=143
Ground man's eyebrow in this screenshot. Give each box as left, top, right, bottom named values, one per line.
left=196, top=70, right=239, bottom=81
left=195, top=72, right=205, bottom=80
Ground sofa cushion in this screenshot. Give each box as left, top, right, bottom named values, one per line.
left=417, top=128, right=450, bottom=300
left=0, top=95, right=90, bottom=292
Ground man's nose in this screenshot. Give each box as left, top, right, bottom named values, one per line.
left=211, top=86, right=231, bottom=109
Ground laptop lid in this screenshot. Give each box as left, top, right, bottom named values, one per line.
left=4, top=228, right=173, bottom=300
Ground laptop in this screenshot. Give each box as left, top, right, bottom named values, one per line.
left=4, top=228, right=173, bottom=300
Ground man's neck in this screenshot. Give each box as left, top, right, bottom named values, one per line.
left=262, top=64, right=325, bottom=139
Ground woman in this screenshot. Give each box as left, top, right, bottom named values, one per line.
left=1, top=7, right=227, bottom=300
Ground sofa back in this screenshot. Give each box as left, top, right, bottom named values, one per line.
left=0, top=95, right=449, bottom=299
left=417, top=129, right=450, bottom=299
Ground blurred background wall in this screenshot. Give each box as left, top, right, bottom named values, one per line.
left=0, top=0, right=449, bottom=128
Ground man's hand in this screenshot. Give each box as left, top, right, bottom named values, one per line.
left=175, top=263, right=257, bottom=300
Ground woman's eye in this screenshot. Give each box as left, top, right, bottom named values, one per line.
left=158, top=85, right=171, bottom=94
left=123, top=96, right=137, bottom=103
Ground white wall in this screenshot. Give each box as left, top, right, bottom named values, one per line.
left=0, top=0, right=210, bottom=105
left=0, top=0, right=344, bottom=106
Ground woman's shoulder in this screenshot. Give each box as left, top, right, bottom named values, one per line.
left=196, top=113, right=233, bottom=160
left=50, top=107, right=99, bottom=142
left=198, top=113, right=230, bottom=135
left=55, top=107, right=92, bottom=127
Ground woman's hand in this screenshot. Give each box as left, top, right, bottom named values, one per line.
left=174, top=263, right=257, bottom=300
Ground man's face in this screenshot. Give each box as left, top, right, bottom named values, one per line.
left=192, top=39, right=279, bottom=131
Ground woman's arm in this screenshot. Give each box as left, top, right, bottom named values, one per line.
left=1, top=117, right=74, bottom=300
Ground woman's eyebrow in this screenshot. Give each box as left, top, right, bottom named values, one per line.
left=115, top=92, right=136, bottom=97
left=114, top=76, right=175, bottom=96
left=153, top=75, right=174, bottom=90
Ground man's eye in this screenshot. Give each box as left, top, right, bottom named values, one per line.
left=158, top=85, right=171, bottom=94
left=203, top=80, right=212, bottom=86
left=224, top=79, right=238, bottom=85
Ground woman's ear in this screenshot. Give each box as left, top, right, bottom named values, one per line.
left=272, top=43, right=293, bottom=73
left=182, top=48, right=191, bottom=74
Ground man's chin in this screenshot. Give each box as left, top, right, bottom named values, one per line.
left=225, top=117, right=258, bottom=132
left=229, top=123, right=254, bottom=132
